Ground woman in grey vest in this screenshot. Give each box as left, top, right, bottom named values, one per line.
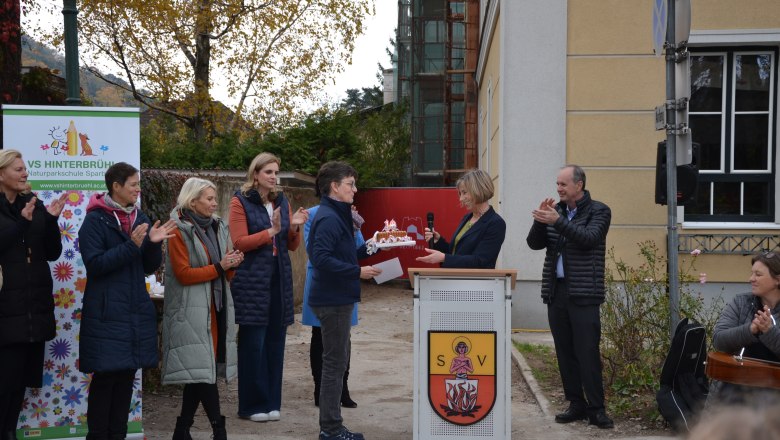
left=162, top=177, right=242, bottom=439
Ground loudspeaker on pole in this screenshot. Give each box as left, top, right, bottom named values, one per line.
left=655, top=141, right=699, bottom=206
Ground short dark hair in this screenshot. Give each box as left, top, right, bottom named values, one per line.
left=564, top=164, right=586, bottom=191
left=315, top=161, right=357, bottom=197
left=105, top=162, right=139, bottom=195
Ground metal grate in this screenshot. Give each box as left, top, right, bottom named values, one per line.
left=429, top=405, right=495, bottom=436
left=678, top=234, right=780, bottom=254
left=430, top=312, right=494, bottom=331
left=431, top=289, right=495, bottom=302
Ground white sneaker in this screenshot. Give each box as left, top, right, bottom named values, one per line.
left=268, top=410, right=281, bottom=421
left=250, top=412, right=269, bottom=422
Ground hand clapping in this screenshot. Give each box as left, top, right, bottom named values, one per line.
left=131, top=220, right=177, bottom=247
left=220, top=249, right=245, bottom=270
left=751, top=304, right=776, bottom=335
left=47, top=193, right=68, bottom=217
left=291, top=207, right=309, bottom=226
left=21, top=196, right=37, bottom=221
left=531, top=197, right=559, bottom=225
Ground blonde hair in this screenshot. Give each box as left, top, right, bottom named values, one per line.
left=0, top=149, right=23, bottom=171
left=176, top=177, right=217, bottom=216
left=456, top=169, right=494, bottom=205
left=241, top=152, right=281, bottom=202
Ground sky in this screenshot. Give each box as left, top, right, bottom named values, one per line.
left=321, top=1, right=398, bottom=102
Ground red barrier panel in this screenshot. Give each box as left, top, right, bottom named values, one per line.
left=354, top=188, right=466, bottom=278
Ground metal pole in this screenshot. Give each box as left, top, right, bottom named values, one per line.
left=665, top=0, right=680, bottom=337
left=63, top=0, right=81, bottom=105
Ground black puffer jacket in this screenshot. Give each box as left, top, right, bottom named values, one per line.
left=0, top=192, right=62, bottom=346
left=526, top=190, right=611, bottom=304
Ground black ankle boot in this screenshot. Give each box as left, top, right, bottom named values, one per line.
left=172, top=416, right=193, bottom=440
left=340, top=371, right=357, bottom=408
left=210, top=416, right=227, bottom=440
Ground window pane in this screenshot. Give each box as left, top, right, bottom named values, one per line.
left=712, top=182, right=740, bottom=215
left=744, top=182, right=770, bottom=215
left=733, top=114, right=769, bottom=170
left=690, top=55, right=724, bottom=112
left=735, top=54, right=772, bottom=112
left=686, top=181, right=711, bottom=215
left=689, top=115, right=722, bottom=170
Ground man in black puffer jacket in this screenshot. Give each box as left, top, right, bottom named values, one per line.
left=527, top=164, right=613, bottom=429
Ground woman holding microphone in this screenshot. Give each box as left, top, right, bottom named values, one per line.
left=416, top=169, right=506, bottom=269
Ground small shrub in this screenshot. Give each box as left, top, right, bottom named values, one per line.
left=601, top=241, right=723, bottom=419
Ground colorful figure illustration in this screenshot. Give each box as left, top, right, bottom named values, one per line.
left=79, top=133, right=96, bottom=156
left=48, top=126, right=68, bottom=155
left=443, top=337, right=480, bottom=417
left=450, top=341, right=474, bottom=379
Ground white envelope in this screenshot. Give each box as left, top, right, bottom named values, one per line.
left=372, top=257, right=403, bottom=284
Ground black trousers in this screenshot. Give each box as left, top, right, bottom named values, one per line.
left=547, top=279, right=605, bottom=412
left=86, top=370, right=136, bottom=440
left=0, top=342, right=44, bottom=433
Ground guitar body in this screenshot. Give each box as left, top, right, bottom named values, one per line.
left=706, top=351, right=780, bottom=389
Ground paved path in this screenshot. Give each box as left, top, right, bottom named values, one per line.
left=144, top=282, right=676, bottom=439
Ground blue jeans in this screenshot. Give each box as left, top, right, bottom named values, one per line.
left=311, top=304, right=353, bottom=435
left=237, top=272, right=287, bottom=417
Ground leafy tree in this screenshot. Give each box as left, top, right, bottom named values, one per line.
left=64, top=0, right=373, bottom=144
left=341, top=86, right=383, bottom=112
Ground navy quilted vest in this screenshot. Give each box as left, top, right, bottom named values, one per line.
left=230, top=191, right=294, bottom=326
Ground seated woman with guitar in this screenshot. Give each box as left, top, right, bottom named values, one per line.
left=708, top=251, right=780, bottom=404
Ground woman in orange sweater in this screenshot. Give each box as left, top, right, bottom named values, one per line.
left=228, top=152, right=308, bottom=422
left=161, top=177, right=243, bottom=439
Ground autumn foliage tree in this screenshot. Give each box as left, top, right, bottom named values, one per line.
left=71, top=0, right=373, bottom=144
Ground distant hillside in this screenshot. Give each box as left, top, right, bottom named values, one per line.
left=21, top=35, right=142, bottom=108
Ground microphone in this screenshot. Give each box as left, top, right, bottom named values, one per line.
left=426, top=212, right=434, bottom=247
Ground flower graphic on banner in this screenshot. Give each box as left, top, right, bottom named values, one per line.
left=49, top=339, right=72, bottom=360
left=59, top=222, right=76, bottom=242
left=54, top=288, right=76, bottom=308
left=73, top=277, right=87, bottom=293
left=53, top=263, right=74, bottom=282
left=71, top=308, right=82, bottom=324
left=55, top=363, right=71, bottom=380
left=73, top=237, right=80, bottom=252
left=63, top=387, right=83, bottom=408
left=65, top=191, right=84, bottom=207
left=80, top=374, right=91, bottom=392
left=42, top=373, right=54, bottom=387
left=62, top=210, right=73, bottom=220
left=63, top=249, right=76, bottom=260
left=31, top=400, right=49, bottom=419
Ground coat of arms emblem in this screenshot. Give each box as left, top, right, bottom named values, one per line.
left=428, top=331, right=496, bottom=425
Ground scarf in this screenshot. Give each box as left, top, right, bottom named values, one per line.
left=183, top=209, right=225, bottom=312
left=351, top=209, right=364, bottom=232
left=103, top=193, right=137, bottom=235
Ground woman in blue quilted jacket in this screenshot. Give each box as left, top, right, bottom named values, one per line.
left=78, top=162, right=175, bottom=440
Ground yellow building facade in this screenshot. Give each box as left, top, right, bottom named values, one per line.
left=476, top=0, right=780, bottom=328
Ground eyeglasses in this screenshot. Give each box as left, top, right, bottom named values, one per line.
left=761, top=251, right=778, bottom=259
left=340, top=180, right=357, bottom=189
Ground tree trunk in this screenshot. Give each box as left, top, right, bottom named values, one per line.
left=193, top=0, right=213, bottom=146
left=0, top=0, right=22, bottom=144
